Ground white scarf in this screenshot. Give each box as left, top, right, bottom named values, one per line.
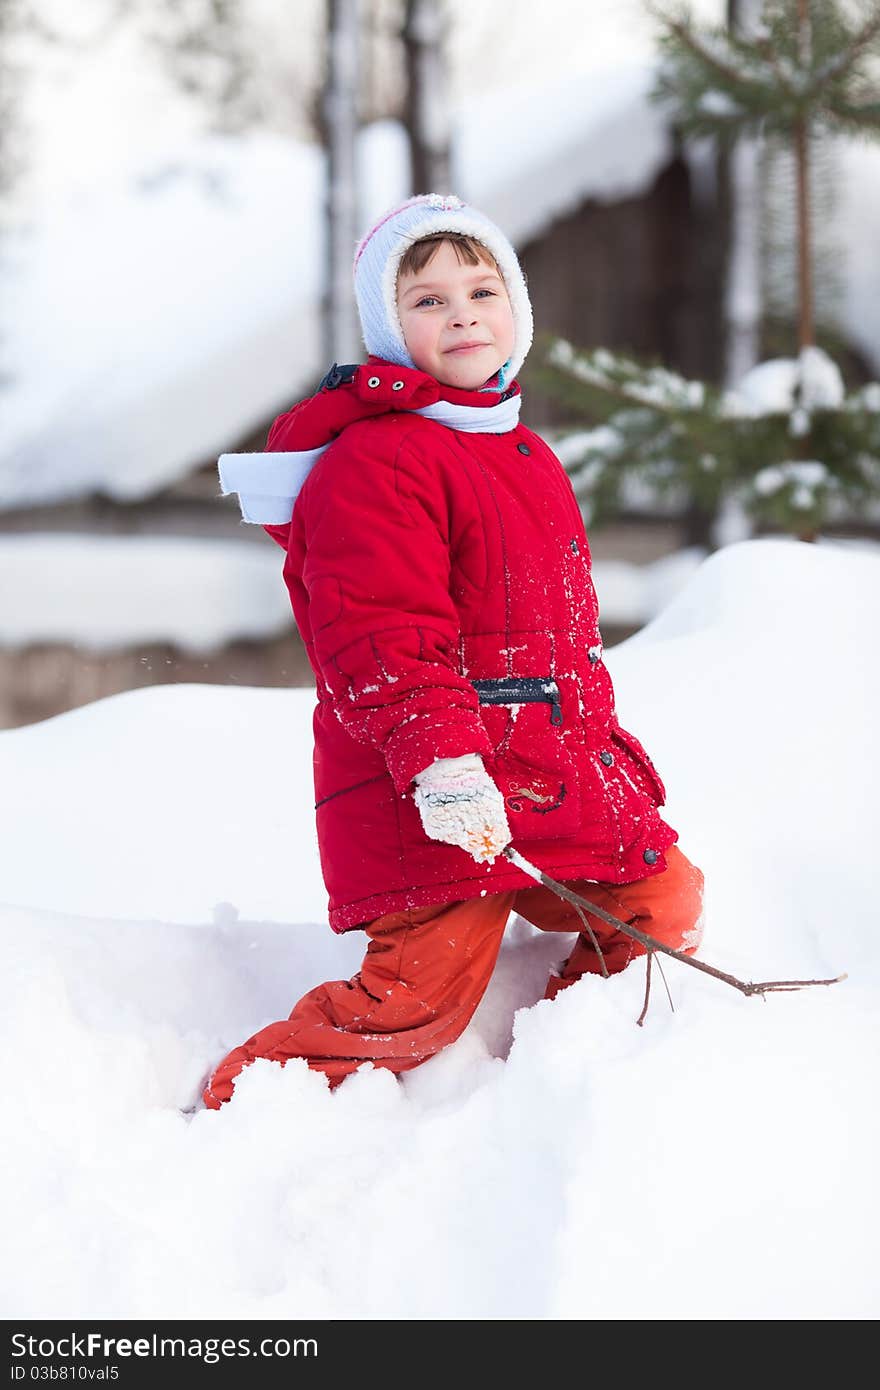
left=218, top=393, right=522, bottom=525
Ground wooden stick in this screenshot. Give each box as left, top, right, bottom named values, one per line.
left=636, top=950, right=653, bottom=1027
left=503, top=846, right=846, bottom=999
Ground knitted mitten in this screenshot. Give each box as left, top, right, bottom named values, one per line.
left=413, top=753, right=512, bottom=864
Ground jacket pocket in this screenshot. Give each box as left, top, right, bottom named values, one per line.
left=477, top=680, right=582, bottom=841
left=610, top=724, right=667, bottom=805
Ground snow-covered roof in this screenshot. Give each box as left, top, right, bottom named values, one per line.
left=0, top=133, right=326, bottom=510
left=454, top=63, right=672, bottom=248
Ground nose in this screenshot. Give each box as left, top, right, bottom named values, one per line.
left=449, top=306, right=479, bottom=328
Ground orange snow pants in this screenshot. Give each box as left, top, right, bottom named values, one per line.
left=203, top=845, right=704, bottom=1108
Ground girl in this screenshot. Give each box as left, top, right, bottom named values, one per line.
left=207, top=194, right=704, bottom=1107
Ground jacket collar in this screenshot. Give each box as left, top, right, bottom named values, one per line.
left=358, top=355, right=520, bottom=410
left=361, top=357, right=520, bottom=408
left=267, top=357, right=522, bottom=452
left=217, top=360, right=523, bottom=525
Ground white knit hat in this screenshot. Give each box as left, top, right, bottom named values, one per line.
left=353, top=193, right=533, bottom=389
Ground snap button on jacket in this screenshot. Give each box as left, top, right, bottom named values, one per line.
left=263, top=359, right=677, bottom=932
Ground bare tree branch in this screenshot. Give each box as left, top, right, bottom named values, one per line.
left=504, top=846, right=846, bottom=1001
left=656, top=951, right=675, bottom=1012
left=636, top=950, right=653, bottom=1026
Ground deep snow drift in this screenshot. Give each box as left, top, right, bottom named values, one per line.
left=0, top=537, right=877, bottom=1320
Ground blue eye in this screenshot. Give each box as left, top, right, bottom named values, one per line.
left=414, top=288, right=496, bottom=308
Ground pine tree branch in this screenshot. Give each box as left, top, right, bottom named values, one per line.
left=504, top=847, right=847, bottom=1001
left=542, top=347, right=727, bottom=465
left=823, top=94, right=880, bottom=129
left=810, top=9, right=880, bottom=89
left=560, top=368, right=675, bottom=416
left=545, top=342, right=713, bottom=421
left=649, top=3, right=774, bottom=99
left=752, top=31, right=799, bottom=100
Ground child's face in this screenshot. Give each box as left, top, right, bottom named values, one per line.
left=396, top=240, right=516, bottom=390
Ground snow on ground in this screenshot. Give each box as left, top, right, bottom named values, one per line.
left=0, top=537, right=877, bottom=1319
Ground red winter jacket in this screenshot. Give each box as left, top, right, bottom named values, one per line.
left=262, top=357, right=677, bottom=932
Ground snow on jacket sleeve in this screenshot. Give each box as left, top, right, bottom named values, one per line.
left=296, top=426, right=493, bottom=795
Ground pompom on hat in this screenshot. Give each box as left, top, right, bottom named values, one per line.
left=353, top=193, right=534, bottom=390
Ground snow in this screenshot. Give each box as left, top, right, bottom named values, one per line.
left=0, top=48, right=674, bottom=513
left=589, top=547, right=708, bottom=628
left=723, top=128, right=762, bottom=387
left=753, top=460, right=828, bottom=500
left=0, top=533, right=291, bottom=650
left=696, top=91, right=743, bottom=118
left=835, top=138, right=880, bottom=379
left=0, top=69, right=667, bottom=511
left=799, top=345, right=847, bottom=411
left=549, top=338, right=709, bottom=411
left=0, top=532, right=704, bottom=650
left=722, top=348, right=846, bottom=419
left=0, top=43, right=673, bottom=513
left=1, top=536, right=878, bottom=1319
left=454, top=62, right=673, bottom=248
left=0, top=132, right=325, bottom=511
left=5, top=0, right=877, bottom=518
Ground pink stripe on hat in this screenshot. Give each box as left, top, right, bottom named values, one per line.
left=354, top=194, right=467, bottom=268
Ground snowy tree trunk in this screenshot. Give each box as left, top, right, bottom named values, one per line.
left=0, top=1, right=18, bottom=203
left=724, top=135, right=761, bottom=386
left=322, top=0, right=362, bottom=366
left=714, top=0, right=765, bottom=548
left=403, top=0, right=451, bottom=194
left=723, top=0, right=764, bottom=388
left=795, top=0, right=814, bottom=349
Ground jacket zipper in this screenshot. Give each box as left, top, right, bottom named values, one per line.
left=471, top=677, right=563, bottom=726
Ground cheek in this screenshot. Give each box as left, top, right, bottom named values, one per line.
left=495, top=303, right=516, bottom=352
left=402, top=316, right=438, bottom=359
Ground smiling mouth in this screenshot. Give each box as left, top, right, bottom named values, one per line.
left=446, top=342, right=491, bottom=354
